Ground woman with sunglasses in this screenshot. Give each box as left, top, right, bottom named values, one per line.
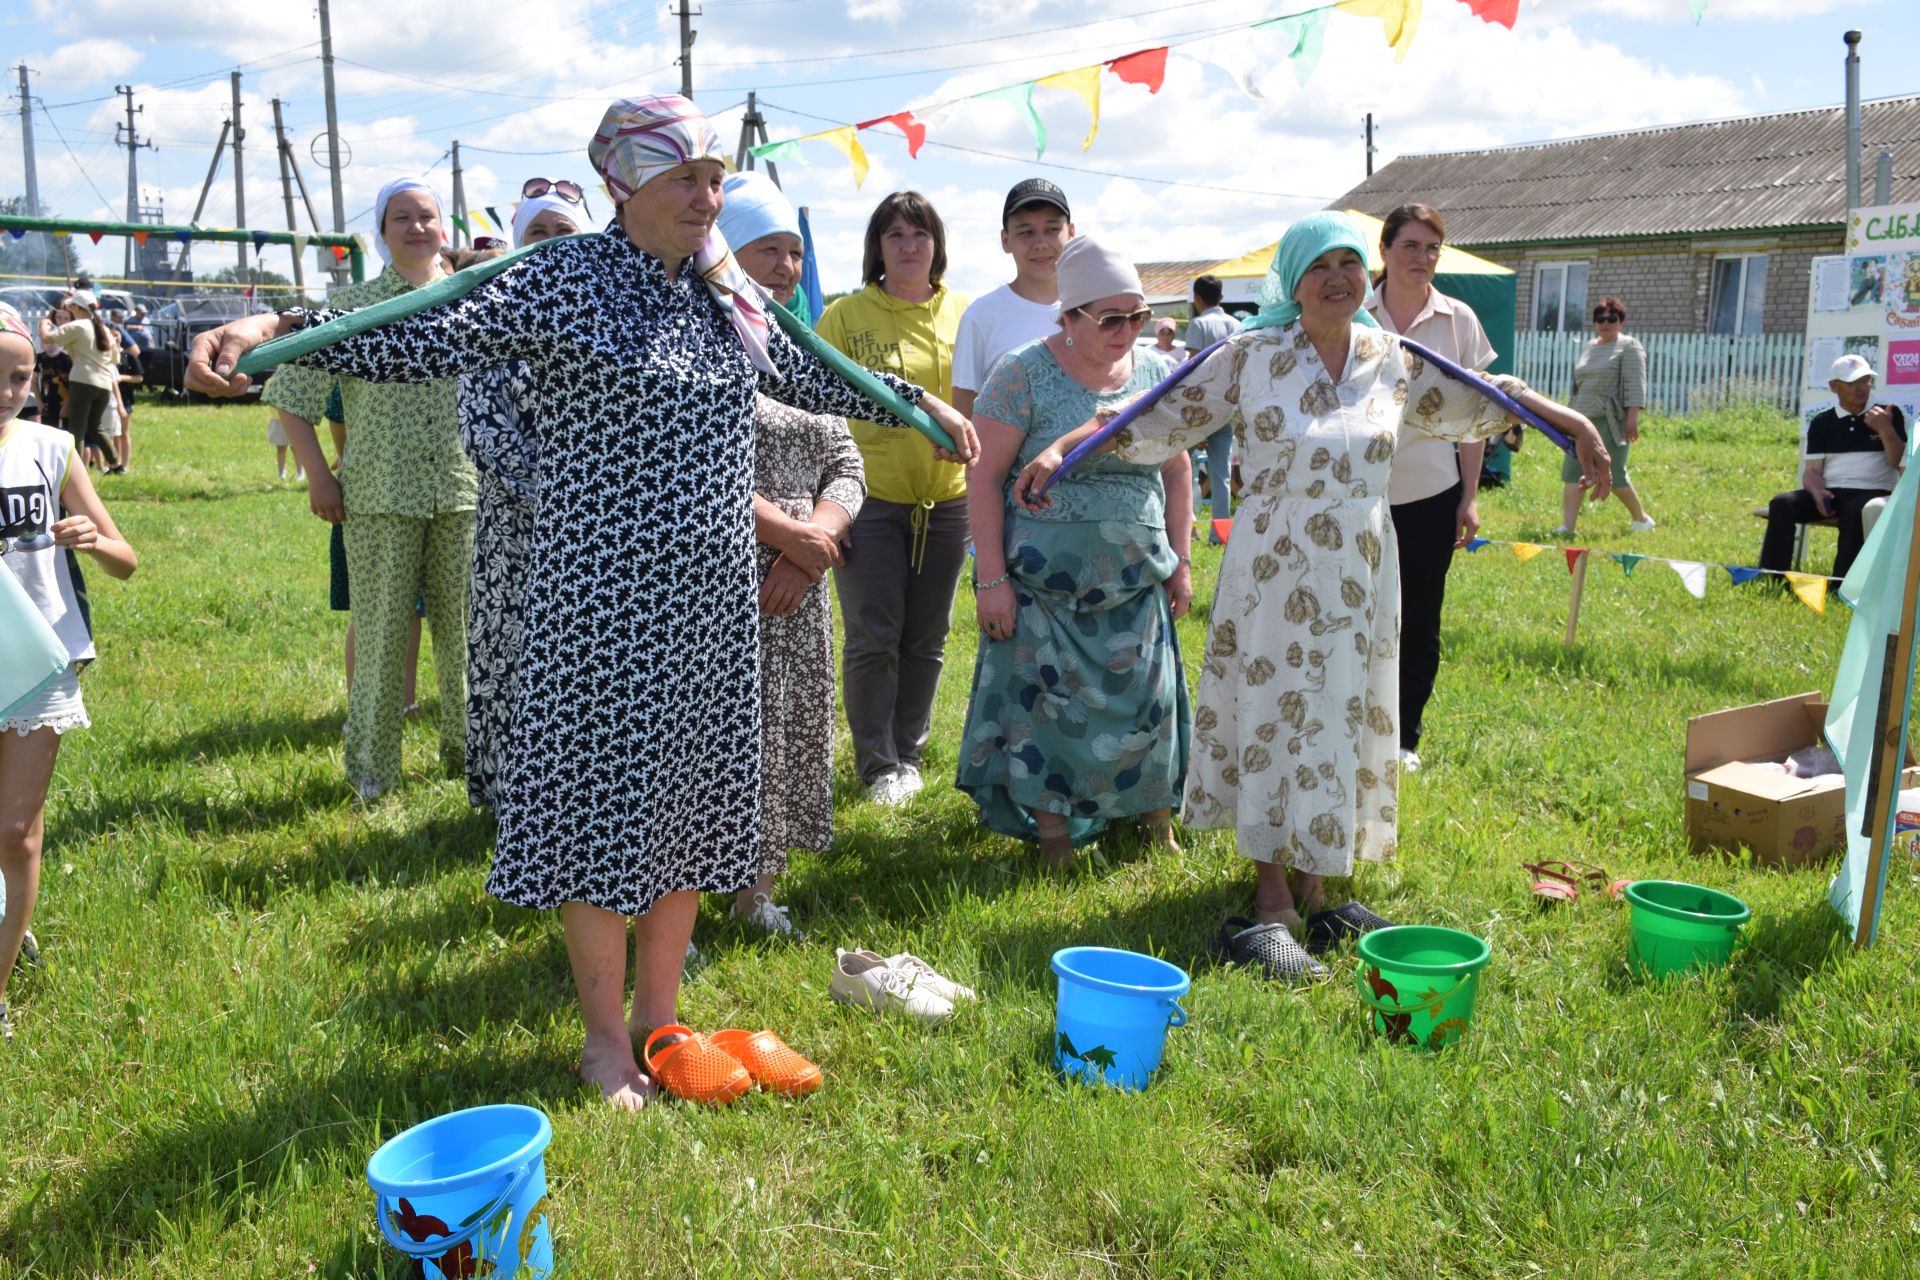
left=458, top=179, right=584, bottom=809
left=958, top=237, right=1193, bottom=867
left=1553, top=296, right=1652, bottom=537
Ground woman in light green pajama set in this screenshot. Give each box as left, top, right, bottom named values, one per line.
left=265, top=178, right=475, bottom=800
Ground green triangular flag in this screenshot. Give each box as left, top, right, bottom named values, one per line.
left=1612, top=552, right=1644, bottom=576
left=978, top=83, right=1046, bottom=159
left=1255, top=9, right=1332, bottom=85
left=750, top=139, right=809, bottom=167
left=1689, top=0, right=1707, bottom=22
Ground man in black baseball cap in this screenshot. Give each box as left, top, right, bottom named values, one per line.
left=952, top=180, right=1076, bottom=415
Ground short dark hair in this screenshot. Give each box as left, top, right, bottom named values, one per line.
left=1192, top=275, right=1223, bottom=308
left=861, top=191, right=948, bottom=288
left=1593, top=295, right=1628, bottom=321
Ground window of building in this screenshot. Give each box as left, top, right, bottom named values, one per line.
left=1533, top=261, right=1590, bottom=331
left=1708, top=254, right=1768, bottom=334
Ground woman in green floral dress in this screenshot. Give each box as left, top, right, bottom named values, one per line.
left=958, top=237, right=1194, bottom=867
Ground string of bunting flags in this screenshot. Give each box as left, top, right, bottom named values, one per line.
left=1457, top=536, right=1837, bottom=616
left=746, top=0, right=1710, bottom=185
left=10, top=224, right=373, bottom=264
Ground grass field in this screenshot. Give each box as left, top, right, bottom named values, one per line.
left=4, top=399, right=1918, bottom=1279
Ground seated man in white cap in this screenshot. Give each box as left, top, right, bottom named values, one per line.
left=1759, top=352, right=1907, bottom=581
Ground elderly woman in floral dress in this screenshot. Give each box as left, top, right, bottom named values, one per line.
left=958, top=237, right=1193, bottom=868
left=719, top=170, right=866, bottom=936
left=1015, top=213, right=1609, bottom=979
left=189, top=95, right=976, bottom=1108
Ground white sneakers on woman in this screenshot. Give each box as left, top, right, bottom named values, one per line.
left=865, top=764, right=924, bottom=806
left=830, top=948, right=975, bottom=1023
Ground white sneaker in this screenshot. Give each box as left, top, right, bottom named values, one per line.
left=894, top=764, right=925, bottom=801
left=867, top=765, right=924, bottom=806
left=830, top=948, right=955, bottom=1022
left=1549, top=526, right=1575, bottom=538
left=1398, top=748, right=1422, bottom=774
left=1628, top=517, right=1656, bottom=533
left=736, top=892, right=801, bottom=939
left=885, top=951, right=976, bottom=1003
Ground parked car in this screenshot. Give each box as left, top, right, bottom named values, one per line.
left=146, top=295, right=275, bottom=401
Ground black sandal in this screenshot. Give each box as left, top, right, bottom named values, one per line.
left=1304, top=902, right=1393, bottom=954
left=1209, top=916, right=1329, bottom=985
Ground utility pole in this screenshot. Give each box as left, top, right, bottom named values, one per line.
left=271, top=98, right=304, bottom=290
left=1363, top=112, right=1376, bottom=178
left=450, top=141, right=465, bottom=249
left=115, top=85, right=152, bottom=276
left=318, top=0, right=349, bottom=283
left=15, top=65, right=40, bottom=218
left=1843, top=30, right=1863, bottom=211
left=733, top=92, right=781, bottom=189
left=678, top=0, right=698, bottom=99
left=230, top=72, right=248, bottom=282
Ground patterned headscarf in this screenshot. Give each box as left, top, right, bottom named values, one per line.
left=0, top=302, right=30, bottom=347
left=1241, top=211, right=1381, bottom=333
left=588, top=94, right=776, bottom=375
left=372, top=178, right=445, bottom=266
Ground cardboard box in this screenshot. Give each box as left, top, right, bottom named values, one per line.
left=1684, top=692, right=1919, bottom=867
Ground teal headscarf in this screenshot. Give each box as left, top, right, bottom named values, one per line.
left=1240, top=211, right=1382, bottom=332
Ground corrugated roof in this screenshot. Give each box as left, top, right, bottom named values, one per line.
left=1136, top=259, right=1222, bottom=302
left=1332, top=95, right=1920, bottom=247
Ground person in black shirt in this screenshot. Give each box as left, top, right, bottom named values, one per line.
left=1759, top=354, right=1907, bottom=580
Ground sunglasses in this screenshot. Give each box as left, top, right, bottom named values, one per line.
left=1074, top=305, right=1154, bottom=332
left=522, top=178, right=585, bottom=203
left=1593, top=310, right=1624, bottom=322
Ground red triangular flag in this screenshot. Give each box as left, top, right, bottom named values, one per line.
left=330, top=245, right=348, bottom=260
left=133, top=230, right=150, bottom=246
left=1106, top=47, right=1169, bottom=93
left=1456, top=0, right=1519, bottom=27
left=1565, top=547, right=1587, bottom=572
left=87, top=231, right=104, bottom=244
left=856, top=111, right=928, bottom=158
left=1212, top=518, right=1231, bottom=544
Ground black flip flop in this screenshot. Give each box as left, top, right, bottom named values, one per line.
left=1304, top=902, right=1393, bottom=954
left=1209, top=916, right=1329, bottom=985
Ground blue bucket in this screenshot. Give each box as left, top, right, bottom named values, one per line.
left=1050, top=946, right=1190, bottom=1092
left=365, top=1104, right=554, bottom=1280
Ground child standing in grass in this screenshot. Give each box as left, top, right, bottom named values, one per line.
left=0, top=302, right=137, bottom=1044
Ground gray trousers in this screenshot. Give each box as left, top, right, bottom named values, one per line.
left=834, top=496, right=970, bottom=785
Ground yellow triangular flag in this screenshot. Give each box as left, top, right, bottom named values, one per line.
left=1337, top=0, right=1423, bottom=61
left=1036, top=63, right=1102, bottom=151
left=815, top=126, right=870, bottom=187
left=52, top=230, right=69, bottom=238
left=469, top=211, right=493, bottom=235
left=1510, top=541, right=1546, bottom=562
left=1784, top=571, right=1828, bottom=616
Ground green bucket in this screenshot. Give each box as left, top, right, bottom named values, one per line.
left=1623, top=880, right=1750, bottom=979
left=1354, top=925, right=1491, bottom=1051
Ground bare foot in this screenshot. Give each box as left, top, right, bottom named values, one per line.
left=1141, top=809, right=1181, bottom=852
left=1037, top=831, right=1075, bottom=870
left=580, top=1040, right=654, bottom=1112
left=1252, top=907, right=1306, bottom=938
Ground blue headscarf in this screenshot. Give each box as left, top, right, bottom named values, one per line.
left=1240, top=210, right=1381, bottom=332
left=717, top=171, right=813, bottom=327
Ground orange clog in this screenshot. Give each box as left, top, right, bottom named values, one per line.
left=711, top=1028, right=823, bottom=1097
left=642, top=1025, right=752, bottom=1105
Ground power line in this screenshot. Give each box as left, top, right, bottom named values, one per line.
left=702, top=0, right=1250, bottom=68
left=36, top=102, right=116, bottom=209
left=758, top=99, right=1335, bottom=201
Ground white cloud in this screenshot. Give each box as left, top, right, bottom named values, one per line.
left=35, top=39, right=145, bottom=85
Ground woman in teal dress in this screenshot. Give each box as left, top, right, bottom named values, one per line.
left=958, top=237, right=1194, bottom=867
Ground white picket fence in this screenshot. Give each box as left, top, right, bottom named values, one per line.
left=1512, top=332, right=1805, bottom=416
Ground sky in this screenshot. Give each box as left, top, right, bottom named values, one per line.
left=1, top=0, right=1914, bottom=299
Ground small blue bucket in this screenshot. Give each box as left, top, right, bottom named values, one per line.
left=1050, top=946, right=1190, bottom=1092
left=365, top=1104, right=554, bottom=1280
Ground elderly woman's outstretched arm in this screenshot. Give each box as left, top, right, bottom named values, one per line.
left=755, top=317, right=978, bottom=464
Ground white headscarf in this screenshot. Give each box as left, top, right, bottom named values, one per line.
left=511, top=192, right=585, bottom=248
left=716, top=172, right=801, bottom=255
left=372, top=178, right=444, bottom=265
left=1055, top=236, right=1142, bottom=314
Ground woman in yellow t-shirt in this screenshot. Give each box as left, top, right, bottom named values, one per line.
left=817, top=192, right=971, bottom=805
